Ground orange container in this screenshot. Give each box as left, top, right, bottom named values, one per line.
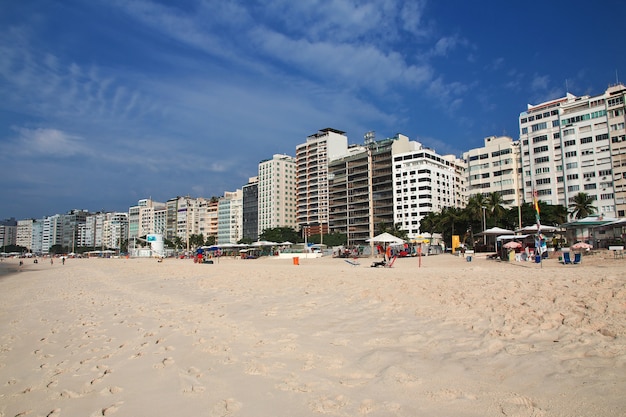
left=293, top=257, right=299, bottom=265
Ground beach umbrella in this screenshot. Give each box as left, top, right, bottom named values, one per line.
left=515, top=224, right=558, bottom=233
left=503, top=241, right=522, bottom=249
left=475, top=227, right=515, bottom=236
left=365, top=232, right=405, bottom=244
left=570, top=241, right=592, bottom=250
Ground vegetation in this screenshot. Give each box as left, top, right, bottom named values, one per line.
left=569, top=192, right=597, bottom=219
left=259, top=227, right=302, bottom=244
left=419, top=192, right=568, bottom=249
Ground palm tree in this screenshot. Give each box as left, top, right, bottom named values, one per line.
left=486, top=192, right=506, bottom=224
left=569, top=192, right=597, bottom=219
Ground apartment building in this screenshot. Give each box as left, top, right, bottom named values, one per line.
left=606, top=84, right=626, bottom=216
left=519, top=84, right=626, bottom=218
left=242, top=177, right=259, bottom=241
left=217, top=190, right=243, bottom=244
left=258, top=154, right=297, bottom=235
left=103, top=212, right=128, bottom=250
left=393, top=141, right=466, bottom=238
left=0, top=218, right=17, bottom=250
left=16, top=219, right=33, bottom=250
left=463, top=136, right=523, bottom=207
left=296, top=128, right=349, bottom=235
left=328, top=133, right=413, bottom=244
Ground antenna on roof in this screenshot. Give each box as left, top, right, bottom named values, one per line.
left=565, top=79, right=569, bottom=94
left=616, top=69, right=620, bottom=84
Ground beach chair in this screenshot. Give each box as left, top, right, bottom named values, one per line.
left=562, top=252, right=572, bottom=264
left=573, top=253, right=581, bottom=264
left=344, top=259, right=360, bottom=267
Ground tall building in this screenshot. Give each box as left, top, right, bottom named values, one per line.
left=0, top=218, right=17, bottom=250
left=242, top=177, right=259, bottom=241
left=31, top=219, right=44, bottom=255
left=258, top=154, right=297, bottom=235
left=165, top=198, right=179, bottom=240
left=606, top=84, right=626, bottom=216
left=16, top=219, right=33, bottom=250
left=103, top=212, right=128, bottom=250
left=296, top=128, right=349, bottom=234
left=463, top=136, right=523, bottom=207
left=217, top=190, right=243, bottom=244
left=519, top=84, right=626, bottom=218
left=328, top=133, right=412, bottom=244
left=393, top=140, right=466, bottom=239
left=42, top=214, right=61, bottom=254
left=128, top=198, right=166, bottom=240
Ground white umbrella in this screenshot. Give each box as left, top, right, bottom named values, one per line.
left=515, top=224, right=558, bottom=233
left=476, top=227, right=515, bottom=236
left=365, top=232, right=405, bottom=244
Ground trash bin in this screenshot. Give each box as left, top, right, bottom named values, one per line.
left=466, top=256, right=472, bottom=262
left=293, top=257, right=299, bottom=265
left=535, top=255, right=541, bottom=263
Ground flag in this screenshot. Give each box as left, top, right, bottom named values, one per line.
left=533, top=190, right=541, bottom=231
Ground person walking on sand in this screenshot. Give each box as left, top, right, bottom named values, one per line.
left=62, top=257, right=65, bottom=265
left=50, top=257, right=53, bottom=265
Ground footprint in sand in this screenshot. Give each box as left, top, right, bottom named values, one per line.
left=154, top=357, right=175, bottom=369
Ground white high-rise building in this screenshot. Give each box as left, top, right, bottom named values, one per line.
left=16, top=219, right=33, bottom=250
left=463, top=136, right=523, bottom=207
left=393, top=141, right=466, bottom=238
left=519, top=84, right=626, bottom=218
left=258, top=154, right=297, bottom=235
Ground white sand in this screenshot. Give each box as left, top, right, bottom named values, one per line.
left=1, top=253, right=625, bottom=416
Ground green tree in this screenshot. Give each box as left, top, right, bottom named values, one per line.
left=486, top=192, right=506, bottom=224
left=205, top=235, right=216, bottom=246
left=260, top=227, right=301, bottom=243
left=376, top=222, right=409, bottom=241
left=49, top=244, right=64, bottom=255
left=569, top=192, right=597, bottom=219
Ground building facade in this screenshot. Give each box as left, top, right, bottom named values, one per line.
left=519, top=84, right=626, bottom=218
left=258, top=155, right=297, bottom=235
left=463, top=136, right=523, bottom=207
left=217, top=190, right=243, bottom=244
left=296, top=128, right=349, bottom=235
left=393, top=140, right=466, bottom=239
left=242, top=177, right=259, bottom=241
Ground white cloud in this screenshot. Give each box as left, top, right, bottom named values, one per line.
left=7, top=127, right=90, bottom=157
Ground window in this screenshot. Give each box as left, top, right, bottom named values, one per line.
left=584, top=184, right=597, bottom=190
left=532, top=122, right=547, bottom=132
left=521, top=127, right=528, bottom=134
left=566, top=162, right=578, bottom=169
left=534, top=156, right=549, bottom=163
left=532, top=135, right=548, bottom=143
left=565, top=151, right=577, bottom=158
left=567, top=173, right=579, bottom=180
left=596, top=133, right=609, bottom=141
left=610, top=123, right=625, bottom=131
left=534, top=145, right=549, bottom=153
left=552, top=120, right=560, bottom=127
left=563, top=128, right=575, bottom=136
left=568, top=185, right=580, bottom=192
left=564, top=140, right=576, bottom=146
left=580, top=136, right=593, bottom=144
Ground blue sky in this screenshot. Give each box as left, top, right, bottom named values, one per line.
left=2, top=0, right=625, bottom=219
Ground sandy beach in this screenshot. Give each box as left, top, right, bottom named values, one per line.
left=1, top=253, right=625, bottom=416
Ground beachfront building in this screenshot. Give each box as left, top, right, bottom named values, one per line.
left=41, top=214, right=61, bottom=254
left=463, top=136, right=523, bottom=208
left=103, top=212, right=128, bottom=250
left=31, top=219, right=43, bottom=254
left=0, top=218, right=17, bottom=251
left=258, top=154, right=297, bottom=236
left=217, top=190, right=243, bottom=244
left=393, top=141, right=466, bottom=239
left=296, top=128, right=349, bottom=237
left=128, top=198, right=166, bottom=241
left=165, top=198, right=179, bottom=241
left=16, top=219, right=33, bottom=250
left=80, top=211, right=106, bottom=248
left=328, top=132, right=411, bottom=245
left=242, top=177, right=259, bottom=241
left=606, top=84, right=626, bottom=217
left=519, top=84, right=626, bottom=219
